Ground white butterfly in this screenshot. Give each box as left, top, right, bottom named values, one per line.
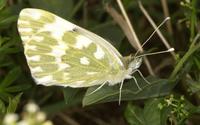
left=17, top=8, right=174, bottom=104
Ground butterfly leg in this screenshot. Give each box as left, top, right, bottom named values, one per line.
left=119, top=80, right=124, bottom=105
left=132, top=76, right=142, bottom=90
left=88, top=81, right=107, bottom=95
left=135, top=69, right=151, bottom=85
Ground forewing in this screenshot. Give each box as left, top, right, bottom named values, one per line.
left=18, top=8, right=124, bottom=87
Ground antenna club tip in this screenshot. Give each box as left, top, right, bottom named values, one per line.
left=166, top=17, right=170, bottom=20
left=168, top=48, right=175, bottom=52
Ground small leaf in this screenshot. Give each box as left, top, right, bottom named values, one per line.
left=0, top=66, right=21, bottom=87
left=124, top=103, right=145, bottom=125
left=5, top=84, right=31, bottom=93
left=0, top=99, right=6, bottom=114
left=186, top=79, right=200, bottom=93
left=160, top=107, right=171, bottom=125
left=83, top=77, right=174, bottom=106
left=125, top=99, right=164, bottom=125
left=0, top=0, right=6, bottom=10
left=0, top=38, right=21, bottom=55
left=143, top=99, right=161, bottom=125
left=7, top=93, right=22, bottom=113
left=194, top=56, right=200, bottom=70
left=0, top=92, right=12, bottom=102
left=0, top=15, right=18, bottom=27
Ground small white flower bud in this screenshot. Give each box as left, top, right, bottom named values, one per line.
left=36, top=112, right=46, bottom=122
left=17, top=120, right=29, bottom=125
left=3, top=114, right=18, bottom=124
left=26, top=102, right=39, bottom=113
left=42, top=121, right=53, bottom=125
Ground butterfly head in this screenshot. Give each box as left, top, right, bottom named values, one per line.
left=122, top=55, right=142, bottom=71
left=128, top=57, right=142, bottom=70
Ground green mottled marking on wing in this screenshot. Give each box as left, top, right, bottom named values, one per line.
left=18, top=10, right=55, bottom=43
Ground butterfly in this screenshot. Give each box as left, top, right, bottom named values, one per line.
left=17, top=8, right=174, bottom=104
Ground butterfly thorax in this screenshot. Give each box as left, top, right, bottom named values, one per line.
left=106, top=69, right=132, bottom=86
left=106, top=56, right=142, bottom=86
left=122, top=55, right=142, bottom=70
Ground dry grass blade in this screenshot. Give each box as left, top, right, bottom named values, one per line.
left=161, top=0, right=173, bottom=35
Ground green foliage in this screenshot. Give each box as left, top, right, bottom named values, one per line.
left=0, top=0, right=6, bottom=10
left=83, top=77, right=173, bottom=106
left=0, top=1, right=30, bottom=115
left=125, top=99, right=162, bottom=125
left=6, top=93, right=22, bottom=113
left=125, top=95, right=200, bottom=125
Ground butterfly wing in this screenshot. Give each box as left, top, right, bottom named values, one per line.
left=18, top=8, right=125, bottom=87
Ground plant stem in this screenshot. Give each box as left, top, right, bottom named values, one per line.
left=190, top=0, right=196, bottom=42
left=170, top=42, right=200, bottom=79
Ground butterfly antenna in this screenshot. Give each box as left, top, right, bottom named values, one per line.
left=135, top=48, right=174, bottom=58
left=134, top=17, right=170, bottom=57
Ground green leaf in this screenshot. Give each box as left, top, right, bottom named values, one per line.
left=186, top=79, right=200, bottom=93
left=0, top=92, right=11, bottom=102
left=124, top=103, right=145, bottom=125
left=0, top=0, right=6, bottom=10
left=194, top=56, right=200, bottom=70
left=143, top=99, right=161, bottom=125
left=0, top=66, right=21, bottom=87
left=160, top=107, right=171, bottom=125
left=0, top=38, right=21, bottom=55
left=0, top=15, right=18, bottom=27
left=6, top=93, right=22, bottom=113
left=63, top=87, right=85, bottom=105
left=125, top=99, right=163, bottom=125
left=0, top=99, right=6, bottom=114
left=5, top=84, right=31, bottom=93
left=83, top=77, right=174, bottom=106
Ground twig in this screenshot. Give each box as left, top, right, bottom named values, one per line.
left=161, top=0, right=173, bottom=35
left=114, top=0, right=155, bottom=75
left=138, top=1, right=176, bottom=59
